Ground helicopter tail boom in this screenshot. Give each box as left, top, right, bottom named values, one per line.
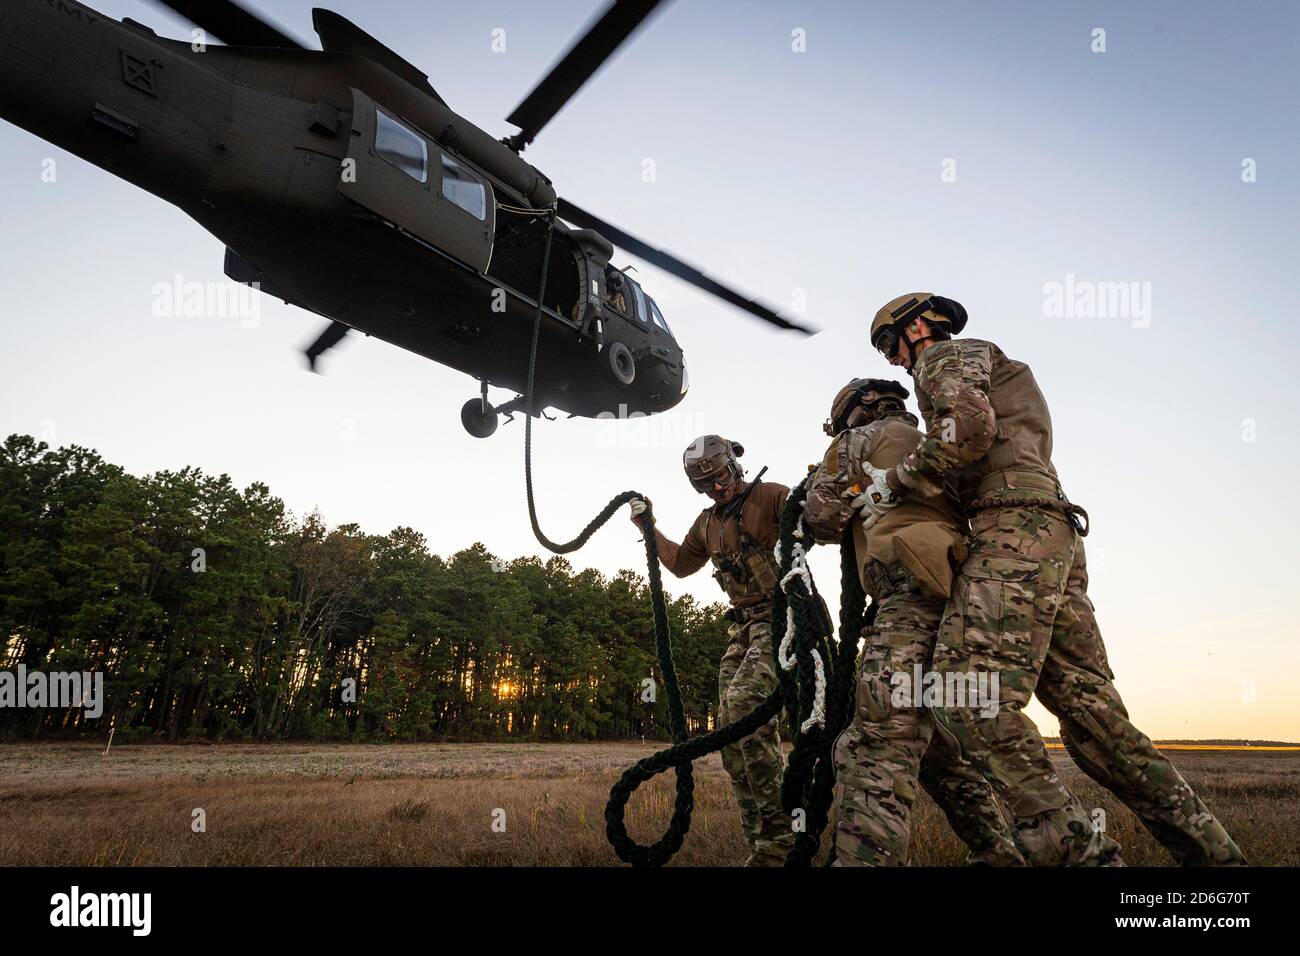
left=0, top=1, right=239, bottom=214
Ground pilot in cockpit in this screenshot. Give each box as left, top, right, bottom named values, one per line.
left=605, top=268, right=628, bottom=314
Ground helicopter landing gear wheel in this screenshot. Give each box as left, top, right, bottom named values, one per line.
left=461, top=397, right=498, bottom=438
left=601, top=341, right=636, bottom=386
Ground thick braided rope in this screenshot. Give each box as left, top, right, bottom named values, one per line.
left=805, top=531, right=875, bottom=866
left=588, top=473, right=865, bottom=867
left=604, top=483, right=816, bottom=865
left=599, top=515, right=699, bottom=865
left=830, top=533, right=870, bottom=740
left=771, top=479, right=829, bottom=856
left=521, top=215, right=637, bottom=555
left=782, top=516, right=875, bottom=866
left=600, top=478, right=864, bottom=867
left=776, top=520, right=825, bottom=733
left=517, top=215, right=696, bottom=864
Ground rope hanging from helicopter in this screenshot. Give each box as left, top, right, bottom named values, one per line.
left=517, top=210, right=865, bottom=866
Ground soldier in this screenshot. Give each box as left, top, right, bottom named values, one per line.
left=804, top=379, right=1026, bottom=866
left=605, top=267, right=628, bottom=314
left=629, top=436, right=791, bottom=865
left=859, top=292, right=1246, bottom=866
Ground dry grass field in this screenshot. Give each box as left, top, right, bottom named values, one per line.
left=0, top=741, right=1295, bottom=866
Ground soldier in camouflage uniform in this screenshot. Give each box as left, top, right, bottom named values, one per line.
left=629, top=435, right=794, bottom=865
left=860, top=292, right=1246, bottom=866
left=805, top=379, right=1027, bottom=866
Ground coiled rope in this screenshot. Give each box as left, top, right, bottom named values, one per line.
left=518, top=211, right=863, bottom=865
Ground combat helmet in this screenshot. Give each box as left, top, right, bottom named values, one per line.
left=824, top=378, right=910, bottom=436
left=870, top=293, right=968, bottom=369
left=683, top=435, right=744, bottom=494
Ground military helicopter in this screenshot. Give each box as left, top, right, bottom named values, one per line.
left=0, top=0, right=813, bottom=437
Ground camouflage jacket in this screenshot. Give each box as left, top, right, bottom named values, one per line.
left=892, top=338, right=1061, bottom=506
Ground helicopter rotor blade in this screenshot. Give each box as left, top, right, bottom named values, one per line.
left=149, top=0, right=306, bottom=48
left=303, top=321, right=350, bottom=373
left=557, top=198, right=816, bottom=335
left=503, top=0, right=665, bottom=151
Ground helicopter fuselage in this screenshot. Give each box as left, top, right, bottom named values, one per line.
left=0, top=0, right=688, bottom=420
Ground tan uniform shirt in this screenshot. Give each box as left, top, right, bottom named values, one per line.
left=807, top=417, right=966, bottom=598
left=656, top=480, right=789, bottom=609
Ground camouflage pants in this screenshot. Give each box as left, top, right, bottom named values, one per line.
left=930, top=506, right=1245, bottom=866
left=718, top=617, right=794, bottom=866
left=832, top=561, right=1025, bottom=866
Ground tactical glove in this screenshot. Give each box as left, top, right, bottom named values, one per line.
left=850, top=465, right=898, bottom=531
left=629, top=496, right=653, bottom=527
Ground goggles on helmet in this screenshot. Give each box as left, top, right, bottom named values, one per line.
left=687, top=462, right=738, bottom=494
left=872, top=325, right=901, bottom=361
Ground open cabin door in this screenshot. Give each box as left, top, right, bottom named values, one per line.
left=339, top=88, right=494, bottom=273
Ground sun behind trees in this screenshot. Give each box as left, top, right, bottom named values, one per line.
left=0, top=434, right=729, bottom=743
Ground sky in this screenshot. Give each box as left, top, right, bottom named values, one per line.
left=1, top=0, right=1297, bottom=740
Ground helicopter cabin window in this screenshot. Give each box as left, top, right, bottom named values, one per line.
left=440, top=155, right=487, bottom=221
left=374, top=111, right=428, bottom=183
left=648, top=298, right=673, bottom=336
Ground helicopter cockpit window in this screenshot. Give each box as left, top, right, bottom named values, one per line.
left=628, top=279, right=648, bottom=325
left=374, top=111, right=428, bottom=183
left=440, top=155, right=487, bottom=221
left=603, top=267, right=629, bottom=314
left=648, top=298, right=673, bottom=336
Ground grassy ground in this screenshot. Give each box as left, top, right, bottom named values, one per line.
left=0, top=742, right=1294, bottom=866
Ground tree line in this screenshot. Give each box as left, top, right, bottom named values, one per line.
left=0, top=435, right=730, bottom=743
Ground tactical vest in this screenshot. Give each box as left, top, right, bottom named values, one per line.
left=706, top=512, right=781, bottom=607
